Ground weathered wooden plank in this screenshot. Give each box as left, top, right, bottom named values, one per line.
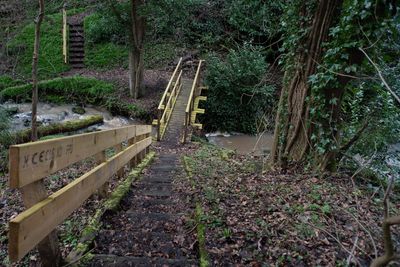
left=19, top=181, right=61, bottom=266
left=9, top=137, right=152, bottom=262
left=9, top=125, right=150, bottom=188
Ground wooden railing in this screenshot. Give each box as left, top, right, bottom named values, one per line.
left=154, top=58, right=183, bottom=141
left=62, top=7, right=68, bottom=64
left=8, top=125, right=152, bottom=263
left=183, top=60, right=207, bottom=143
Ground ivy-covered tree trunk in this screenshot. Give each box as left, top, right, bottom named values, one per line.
left=271, top=0, right=342, bottom=170
left=128, top=0, right=145, bottom=99
left=271, top=0, right=396, bottom=171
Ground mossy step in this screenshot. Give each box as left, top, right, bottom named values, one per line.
left=89, top=255, right=198, bottom=267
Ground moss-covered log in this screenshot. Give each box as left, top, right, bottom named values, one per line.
left=16, top=115, right=103, bottom=144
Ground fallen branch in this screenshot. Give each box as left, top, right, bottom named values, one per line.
left=371, top=176, right=400, bottom=267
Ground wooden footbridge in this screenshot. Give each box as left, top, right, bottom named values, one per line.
left=7, top=59, right=207, bottom=266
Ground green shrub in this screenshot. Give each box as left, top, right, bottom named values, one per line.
left=85, top=12, right=127, bottom=45
left=0, top=75, right=24, bottom=91
left=204, top=45, right=276, bottom=134
left=0, top=76, right=114, bottom=104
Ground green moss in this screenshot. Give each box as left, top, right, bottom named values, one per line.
left=183, top=156, right=210, bottom=267
left=0, top=76, right=114, bottom=104
left=196, top=203, right=209, bottom=267
left=0, top=75, right=24, bottom=91
left=15, top=115, right=103, bottom=143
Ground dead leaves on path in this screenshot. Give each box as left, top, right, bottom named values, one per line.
left=186, top=144, right=400, bottom=266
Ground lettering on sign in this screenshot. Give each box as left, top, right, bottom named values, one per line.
left=22, top=144, right=74, bottom=168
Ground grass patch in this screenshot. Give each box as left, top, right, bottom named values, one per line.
left=0, top=76, right=114, bottom=104
left=85, top=43, right=129, bottom=69
left=7, top=13, right=71, bottom=79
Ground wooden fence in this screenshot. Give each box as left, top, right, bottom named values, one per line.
left=8, top=125, right=152, bottom=263
left=183, top=60, right=207, bottom=143
left=153, top=58, right=183, bottom=141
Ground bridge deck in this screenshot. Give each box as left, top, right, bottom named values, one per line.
left=162, top=78, right=193, bottom=146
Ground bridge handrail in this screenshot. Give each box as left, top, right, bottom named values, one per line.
left=183, top=60, right=204, bottom=143
left=158, top=58, right=182, bottom=110
left=8, top=125, right=152, bottom=262
left=156, top=58, right=183, bottom=140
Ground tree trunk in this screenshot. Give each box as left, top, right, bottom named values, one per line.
left=30, top=1, right=62, bottom=266
left=271, top=0, right=342, bottom=169
left=31, top=0, right=45, bottom=142
left=129, top=0, right=145, bottom=99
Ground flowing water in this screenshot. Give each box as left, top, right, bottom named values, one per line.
left=206, top=132, right=274, bottom=155
left=2, top=102, right=139, bottom=132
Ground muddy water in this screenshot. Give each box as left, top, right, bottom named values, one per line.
left=207, top=132, right=274, bottom=155
left=2, top=102, right=139, bottom=132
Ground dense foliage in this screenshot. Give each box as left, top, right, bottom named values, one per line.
left=205, top=45, right=276, bottom=134
left=144, top=0, right=285, bottom=48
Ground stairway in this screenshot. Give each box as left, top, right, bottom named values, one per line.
left=88, top=154, right=198, bottom=266
left=68, top=22, right=85, bottom=69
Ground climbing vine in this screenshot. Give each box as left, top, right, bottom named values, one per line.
left=273, top=0, right=398, bottom=170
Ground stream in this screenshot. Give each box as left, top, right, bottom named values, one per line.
left=206, top=132, right=274, bottom=155
left=2, top=102, right=139, bottom=133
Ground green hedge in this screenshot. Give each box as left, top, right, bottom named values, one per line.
left=0, top=76, right=114, bottom=104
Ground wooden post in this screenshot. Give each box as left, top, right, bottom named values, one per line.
left=62, top=7, right=68, bottom=64
left=20, top=182, right=61, bottom=267
left=157, top=109, right=161, bottom=141
left=114, top=143, right=124, bottom=177
left=128, top=137, right=137, bottom=169
left=95, top=150, right=108, bottom=198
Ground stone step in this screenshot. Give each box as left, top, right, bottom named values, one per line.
left=70, top=53, right=85, bottom=58
left=69, top=59, right=84, bottom=64
left=89, top=255, right=198, bottom=267
left=71, top=64, right=85, bottom=69
left=69, top=47, right=84, bottom=52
